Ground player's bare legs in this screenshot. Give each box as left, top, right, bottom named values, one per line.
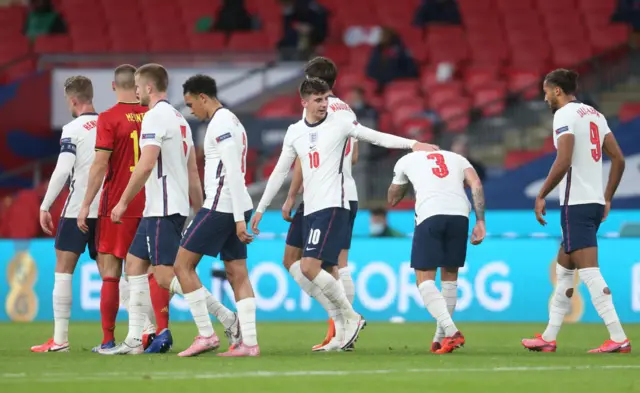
left=217, top=259, right=260, bottom=357
left=172, top=247, right=240, bottom=357
left=415, top=269, right=464, bottom=354
left=432, top=267, right=459, bottom=353
left=95, top=252, right=122, bottom=348
left=300, top=256, right=365, bottom=351
left=523, top=246, right=574, bottom=352
left=30, top=250, right=79, bottom=352
left=572, top=247, right=630, bottom=353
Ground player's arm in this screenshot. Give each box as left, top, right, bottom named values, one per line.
left=464, top=166, right=485, bottom=222
left=119, top=144, right=158, bottom=208
left=387, top=158, right=409, bottom=206
left=351, top=139, right=359, bottom=165
left=41, top=139, right=77, bottom=212
left=287, top=158, right=303, bottom=199
left=256, top=133, right=297, bottom=214
left=537, top=132, right=574, bottom=199
left=602, top=131, right=625, bottom=202
left=187, top=148, right=204, bottom=211
left=82, top=114, right=113, bottom=211
left=215, top=130, right=248, bottom=222
left=346, top=119, right=437, bottom=151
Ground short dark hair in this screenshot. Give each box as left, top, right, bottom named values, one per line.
left=299, top=77, right=330, bottom=98
left=114, top=64, right=136, bottom=89
left=135, top=63, right=169, bottom=92
left=64, top=76, right=93, bottom=103
left=182, top=74, right=218, bottom=98
left=370, top=207, right=387, bottom=217
left=304, top=56, right=338, bottom=89
left=544, top=68, right=579, bottom=95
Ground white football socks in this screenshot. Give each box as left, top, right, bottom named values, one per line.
left=236, top=298, right=258, bottom=346
left=289, top=261, right=336, bottom=318
left=53, top=273, right=72, bottom=344
left=419, top=280, right=457, bottom=337
left=122, top=275, right=155, bottom=330
left=542, top=264, right=575, bottom=342
left=579, top=267, right=627, bottom=343
left=434, top=281, right=457, bottom=343
left=312, top=269, right=357, bottom=319
left=339, top=267, right=355, bottom=304
left=125, top=274, right=149, bottom=345
left=170, top=276, right=235, bottom=329
left=184, top=287, right=214, bottom=338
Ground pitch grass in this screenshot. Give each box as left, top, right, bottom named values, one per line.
left=1, top=322, right=639, bottom=392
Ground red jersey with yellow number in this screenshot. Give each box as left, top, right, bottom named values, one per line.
left=95, top=102, right=148, bottom=218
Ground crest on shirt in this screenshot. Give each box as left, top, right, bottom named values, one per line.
left=309, top=131, right=318, bottom=145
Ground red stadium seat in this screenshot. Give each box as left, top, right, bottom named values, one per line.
left=392, top=102, right=424, bottom=128
left=473, top=84, right=507, bottom=117
left=257, top=95, right=298, bottom=118
left=438, top=99, right=471, bottom=133
left=427, top=82, right=464, bottom=110
left=535, top=0, right=576, bottom=13
left=464, top=67, right=500, bottom=92
left=618, top=102, right=640, bottom=123
left=495, top=0, right=536, bottom=11
left=0, top=36, right=30, bottom=64
left=384, top=80, right=421, bottom=109
left=401, top=118, right=434, bottom=140
left=504, top=149, right=546, bottom=169
left=33, top=35, right=72, bottom=54
left=321, top=43, right=350, bottom=66
left=587, top=24, right=630, bottom=52
left=552, top=41, right=593, bottom=68
left=506, top=69, right=541, bottom=99
left=188, top=33, right=227, bottom=52
left=228, top=32, right=271, bottom=51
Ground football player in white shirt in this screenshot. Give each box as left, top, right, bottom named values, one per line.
left=251, top=78, right=436, bottom=351
left=523, top=69, right=629, bottom=353
left=389, top=150, right=486, bottom=354
left=280, top=57, right=360, bottom=350
left=103, top=64, right=204, bottom=355
left=31, top=76, right=101, bottom=353
left=175, top=74, right=258, bottom=357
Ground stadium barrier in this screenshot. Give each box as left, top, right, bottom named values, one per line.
left=2, top=216, right=640, bottom=323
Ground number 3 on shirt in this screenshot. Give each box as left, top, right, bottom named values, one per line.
left=590, top=122, right=602, bottom=162
left=130, top=130, right=139, bottom=172
left=427, top=153, right=449, bottom=178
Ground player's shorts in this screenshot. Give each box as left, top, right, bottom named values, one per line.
left=128, top=214, right=186, bottom=266
left=342, top=200, right=358, bottom=250
left=285, top=202, right=305, bottom=249
left=96, top=217, right=140, bottom=260
left=411, top=214, right=469, bottom=270
left=181, top=208, right=253, bottom=261
left=55, top=217, right=98, bottom=260
left=302, top=207, right=350, bottom=265
left=560, top=203, right=604, bottom=254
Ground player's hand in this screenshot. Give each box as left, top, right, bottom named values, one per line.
left=236, top=221, right=253, bottom=244
left=282, top=197, right=295, bottom=222
left=250, top=211, right=263, bottom=235
left=602, top=200, right=611, bottom=222
left=535, top=197, right=547, bottom=226
left=77, top=204, right=90, bottom=233
left=412, top=142, right=439, bottom=152
left=110, top=202, right=127, bottom=224
left=39, top=210, right=54, bottom=236
left=471, top=220, right=486, bottom=245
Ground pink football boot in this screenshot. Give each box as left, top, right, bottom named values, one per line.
left=178, top=334, right=220, bottom=357
left=521, top=334, right=557, bottom=352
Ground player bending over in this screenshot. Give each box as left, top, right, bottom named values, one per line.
left=388, top=149, right=485, bottom=354
left=31, top=76, right=101, bottom=352
left=280, top=57, right=361, bottom=350
left=100, top=64, right=203, bottom=355
left=251, top=78, right=435, bottom=351
left=76, top=65, right=156, bottom=352
left=175, top=74, right=258, bottom=357
left=522, top=69, right=630, bottom=353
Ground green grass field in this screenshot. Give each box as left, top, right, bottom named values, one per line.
left=1, top=322, right=639, bottom=392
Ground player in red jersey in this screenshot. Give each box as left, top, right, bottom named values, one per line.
left=77, top=65, right=153, bottom=352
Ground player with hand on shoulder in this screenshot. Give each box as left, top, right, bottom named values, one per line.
left=388, top=149, right=485, bottom=354
left=76, top=65, right=156, bottom=353
left=523, top=69, right=629, bottom=353
left=100, top=64, right=203, bottom=355
left=174, top=75, right=258, bottom=357
left=251, top=78, right=437, bottom=351
left=31, top=76, right=100, bottom=352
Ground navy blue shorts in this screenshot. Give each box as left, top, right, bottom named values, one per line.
left=128, top=214, right=186, bottom=266
left=181, top=208, right=252, bottom=260
left=302, top=207, right=350, bottom=265
left=342, top=201, right=358, bottom=250
left=411, top=215, right=469, bottom=270
left=55, top=218, right=98, bottom=260
left=285, top=202, right=305, bottom=249
left=561, top=203, right=604, bottom=254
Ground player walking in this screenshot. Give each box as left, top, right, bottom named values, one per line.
left=100, top=64, right=203, bottom=355
left=388, top=150, right=486, bottom=354
left=280, top=57, right=359, bottom=350
left=76, top=65, right=156, bottom=353
left=522, top=69, right=630, bottom=353
left=251, top=78, right=436, bottom=351
left=175, top=74, right=257, bottom=357
left=31, top=76, right=101, bottom=352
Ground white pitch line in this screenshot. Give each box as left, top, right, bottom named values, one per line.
left=1, top=364, right=640, bottom=383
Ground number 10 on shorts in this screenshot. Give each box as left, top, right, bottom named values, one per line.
left=307, top=229, right=321, bottom=246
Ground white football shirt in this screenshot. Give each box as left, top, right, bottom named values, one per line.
left=43, top=113, right=102, bottom=218
left=552, top=101, right=611, bottom=206
left=257, top=110, right=416, bottom=216
left=303, top=95, right=358, bottom=201
left=203, top=107, right=253, bottom=221
left=392, top=150, right=472, bottom=225
left=139, top=100, right=193, bottom=217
